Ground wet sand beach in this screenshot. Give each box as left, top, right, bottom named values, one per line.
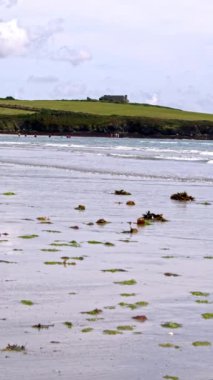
left=0, top=136, right=213, bottom=380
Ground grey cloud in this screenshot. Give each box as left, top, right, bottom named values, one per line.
left=27, top=75, right=59, bottom=84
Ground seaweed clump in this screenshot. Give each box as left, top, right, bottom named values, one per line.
left=132, top=315, right=148, bottom=322
left=161, top=322, right=182, bottom=329
left=2, top=344, right=26, bottom=352
left=114, top=190, right=131, bottom=196
left=37, top=216, right=51, bottom=224
left=32, top=323, right=54, bottom=329
left=143, top=211, right=167, bottom=222
left=96, top=219, right=109, bottom=225
left=81, top=308, right=103, bottom=316
left=170, top=192, right=194, bottom=201
left=21, top=300, right=34, bottom=306
left=126, top=201, right=135, bottom=206
left=192, top=341, right=211, bottom=347
left=136, top=218, right=150, bottom=226
left=75, top=205, right=86, bottom=211
left=64, top=322, right=73, bottom=329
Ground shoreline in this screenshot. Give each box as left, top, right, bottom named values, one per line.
left=0, top=131, right=212, bottom=140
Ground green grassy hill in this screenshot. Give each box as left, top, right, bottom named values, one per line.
left=0, top=106, right=34, bottom=116
left=0, top=99, right=213, bottom=121
left=0, top=99, right=213, bottom=138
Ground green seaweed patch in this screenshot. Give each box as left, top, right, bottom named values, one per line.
left=41, top=248, right=61, bottom=252
left=196, top=300, right=210, bottom=304
left=163, top=376, right=179, bottom=380
left=44, top=261, right=76, bottom=266
left=192, top=341, right=211, bottom=347
left=86, top=318, right=104, bottom=322
left=87, top=240, right=114, bottom=246
left=43, top=230, right=61, bottom=233
left=37, top=216, right=51, bottom=224
left=102, top=268, right=127, bottom=273
left=114, top=279, right=137, bottom=286
left=21, top=300, right=34, bottom=306
left=119, top=301, right=148, bottom=310
left=119, top=239, right=138, bottom=243
left=69, top=240, right=81, bottom=247
left=63, top=321, right=73, bottom=329
left=3, top=192, right=16, bottom=196
left=117, top=325, right=135, bottom=331
left=103, top=329, right=122, bottom=335
left=81, top=327, right=93, bottom=333
left=104, top=242, right=115, bottom=246
left=204, top=256, right=213, bottom=259
left=159, top=343, right=180, bottom=349
left=71, top=256, right=85, bottom=261
left=50, top=243, right=70, bottom=247
left=19, top=234, right=39, bottom=239
left=50, top=240, right=80, bottom=247
left=0, top=240, right=8, bottom=243
left=88, top=240, right=103, bottom=244
left=81, top=308, right=103, bottom=316
left=200, top=201, right=211, bottom=205
left=104, top=306, right=116, bottom=310
left=68, top=292, right=77, bottom=295
left=161, top=322, right=182, bottom=329
left=120, top=293, right=136, bottom=297
left=202, top=313, right=213, bottom=319
left=2, top=344, right=25, bottom=352
left=191, top=291, right=209, bottom=297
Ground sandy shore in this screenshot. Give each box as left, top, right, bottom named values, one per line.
left=0, top=141, right=213, bottom=379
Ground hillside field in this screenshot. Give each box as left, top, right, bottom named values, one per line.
left=1, top=99, right=213, bottom=121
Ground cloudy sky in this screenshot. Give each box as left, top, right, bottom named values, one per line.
left=1, top=0, right=213, bottom=112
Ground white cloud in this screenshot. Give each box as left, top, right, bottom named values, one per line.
left=145, top=93, right=159, bottom=106
left=52, top=46, right=92, bottom=66
left=0, top=17, right=92, bottom=66
left=0, top=19, right=29, bottom=57
left=0, top=0, right=18, bottom=7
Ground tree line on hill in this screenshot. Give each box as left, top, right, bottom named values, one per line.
left=0, top=109, right=213, bottom=139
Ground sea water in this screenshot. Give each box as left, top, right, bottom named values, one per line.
left=0, top=135, right=213, bottom=380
